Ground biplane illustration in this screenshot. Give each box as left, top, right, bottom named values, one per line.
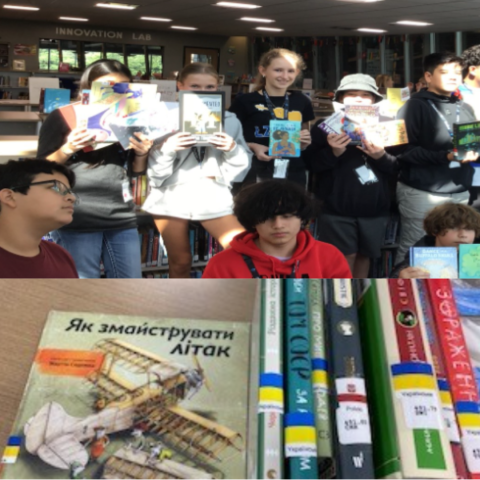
left=22, top=339, right=244, bottom=477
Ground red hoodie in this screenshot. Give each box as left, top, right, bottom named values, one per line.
left=202, top=230, right=352, bottom=279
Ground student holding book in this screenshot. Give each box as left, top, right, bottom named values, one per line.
left=142, top=62, right=251, bottom=278
left=304, top=74, right=399, bottom=278
left=229, top=48, right=314, bottom=188
left=202, top=179, right=351, bottom=279
left=37, top=59, right=153, bottom=278
left=391, top=203, right=480, bottom=278
left=0, top=160, right=78, bottom=278
left=395, top=52, right=478, bottom=265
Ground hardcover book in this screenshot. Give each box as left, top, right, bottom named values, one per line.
left=459, top=244, right=480, bottom=279
left=318, top=111, right=344, bottom=136
left=179, top=91, right=225, bottom=146
left=362, top=119, right=408, bottom=147
left=343, top=105, right=380, bottom=145
left=410, top=247, right=458, bottom=279
left=268, top=120, right=301, bottom=158
left=324, top=279, right=374, bottom=479
left=453, top=121, right=480, bottom=160
left=40, top=88, right=71, bottom=114
left=0, top=311, right=250, bottom=479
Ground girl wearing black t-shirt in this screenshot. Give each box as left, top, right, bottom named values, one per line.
left=37, top=60, right=153, bottom=278
left=230, top=48, right=315, bottom=188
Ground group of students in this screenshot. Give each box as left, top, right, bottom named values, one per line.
left=3, top=44, right=480, bottom=279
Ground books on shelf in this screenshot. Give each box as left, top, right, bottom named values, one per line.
left=0, top=310, right=250, bottom=479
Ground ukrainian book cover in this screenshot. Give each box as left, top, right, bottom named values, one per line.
left=1, top=311, right=250, bottom=479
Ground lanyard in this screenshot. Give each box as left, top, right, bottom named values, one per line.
left=242, top=254, right=298, bottom=278
left=427, top=100, right=460, bottom=138
left=263, top=90, right=289, bottom=120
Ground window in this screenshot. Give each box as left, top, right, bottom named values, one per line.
left=105, top=43, right=124, bottom=63
left=437, top=32, right=456, bottom=53
left=84, top=42, right=103, bottom=67
left=385, top=35, right=405, bottom=87
left=126, top=44, right=147, bottom=76
left=147, top=45, right=163, bottom=75
left=60, top=40, right=80, bottom=69
left=340, top=37, right=359, bottom=76
left=318, top=40, right=336, bottom=90
left=411, top=34, right=430, bottom=85
left=184, top=47, right=219, bottom=71
left=39, top=39, right=60, bottom=71
left=363, top=36, right=382, bottom=79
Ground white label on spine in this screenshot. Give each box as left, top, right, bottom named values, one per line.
left=285, top=443, right=317, bottom=458
left=443, top=405, right=461, bottom=443
left=396, top=389, right=443, bottom=430
left=258, top=402, right=284, bottom=415
left=333, top=279, right=352, bottom=307
left=461, top=429, right=480, bottom=474
left=336, top=402, right=372, bottom=445
left=335, top=377, right=367, bottom=397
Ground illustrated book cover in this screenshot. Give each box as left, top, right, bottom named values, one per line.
left=0, top=311, right=250, bottom=480
left=179, top=91, right=225, bottom=146
left=459, top=244, right=480, bottom=279
left=343, top=105, right=380, bottom=145
left=453, top=121, right=480, bottom=160
left=268, top=120, right=301, bottom=158
left=362, top=119, right=408, bottom=147
left=410, top=247, right=458, bottom=279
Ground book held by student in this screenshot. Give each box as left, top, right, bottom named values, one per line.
left=179, top=91, right=225, bottom=146
left=0, top=311, right=250, bottom=479
left=410, top=247, right=458, bottom=279
left=343, top=105, right=379, bottom=145
left=268, top=120, right=301, bottom=158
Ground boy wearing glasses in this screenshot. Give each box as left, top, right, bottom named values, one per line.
left=0, top=159, right=79, bottom=278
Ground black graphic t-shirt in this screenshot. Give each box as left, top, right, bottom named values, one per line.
left=230, top=90, right=315, bottom=183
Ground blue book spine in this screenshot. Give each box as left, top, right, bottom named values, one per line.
left=284, top=279, right=319, bottom=479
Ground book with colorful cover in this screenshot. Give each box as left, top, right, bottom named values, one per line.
left=257, top=279, right=284, bottom=480
left=385, top=87, right=410, bottom=117
left=424, top=280, right=480, bottom=478
left=362, top=119, right=408, bottom=147
left=375, top=280, right=455, bottom=478
left=416, top=280, right=468, bottom=478
left=453, top=121, right=480, bottom=160
left=343, top=105, right=380, bottom=145
left=318, top=111, right=344, bottom=136
left=308, top=280, right=334, bottom=478
left=40, top=88, right=71, bottom=114
left=459, top=244, right=480, bottom=279
left=269, top=120, right=301, bottom=157
left=324, top=279, right=374, bottom=479
left=357, top=280, right=402, bottom=479
left=0, top=311, right=250, bottom=479
left=284, top=279, right=318, bottom=479
left=410, top=247, right=458, bottom=279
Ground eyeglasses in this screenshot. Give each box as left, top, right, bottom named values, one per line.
left=11, top=180, right=79, bottom=204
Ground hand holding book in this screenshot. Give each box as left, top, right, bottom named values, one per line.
left=326, top=132, right=351, bottom=157
left=129, top=131, right=153, bottom=157
left=63, top=127, right=97, bottom=156
left=300, top=129, right=312, bottom=150
left=163, top=132, right=197, bottom=152
left=357, top=138, right=386, bottom=160
left=209, top=132, right=236, bottom=152
left=248, top=142, right=276, bottom=162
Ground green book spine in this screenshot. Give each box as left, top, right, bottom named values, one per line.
left=284, top=279, right=319, bottom=480
left=257, top=279, right=284, bottom=479
left=357, top=280, right=402, bottom=478
left=308, top=280, right=335, bottom=477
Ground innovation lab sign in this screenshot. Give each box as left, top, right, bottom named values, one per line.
left=55, top=27, right=152, bottom=41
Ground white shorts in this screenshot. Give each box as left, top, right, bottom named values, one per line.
left=142, top=177, right=234, bottom=221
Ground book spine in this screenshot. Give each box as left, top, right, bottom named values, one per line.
left=417, top=280, right=468, bottom=478
left=325, top=279, right=374, bottom=479
left=381, top=279, right=454, bottom=478
left=140, top=231, right=148, bottom=268
left=141, top=175, right=147, bottom=205
left=284, top=279, right=318, bottom=479
left=308, top=280, right=334, bottom=477
left=425, top=279, right=480, bottom=479
left=257, top=279, right=284, bottom=479
left=151, top=233, right=159, bottom=267
left=357, top=280, right=402, bottom=479
left=146, top=228, right=154, bottom=267
left=193, top=226, right=199, bottom=263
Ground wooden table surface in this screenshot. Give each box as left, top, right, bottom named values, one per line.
left=0, top=279, right=258, bottom=454
left=0, top=135, right=38, bottom=163
left=0, top=112, right=41, bottom=122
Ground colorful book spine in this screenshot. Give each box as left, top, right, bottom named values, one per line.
left=357, top=280, right=402, bottom=478
left=417, top=280, right=468, bottom=478
left=146, top=228, right=154, bottom=267
left=257, top=279, right=284, bottom=479
left=284, top=279, right=319, bottom=479
left=151, top=233, right=159, bottom=267
left=325, top=279, right=374, bottom=479
left=425, top=279, right=480, bottom=479
left=308, top=280, right=334, bottom=477
left=377, top=279, right=454, bottom=478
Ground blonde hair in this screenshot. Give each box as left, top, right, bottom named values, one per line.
left=254, top=48, right=306, bottom=91
left=375, top=74, right=392, bottom=89
left=177, top=62, right=219, bottom=84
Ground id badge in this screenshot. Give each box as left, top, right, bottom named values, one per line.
left=122, top=180, right=133, bottom=202
left=355, top=165, right=378, bottom=185
left=273, top=158, right=289, bottom=179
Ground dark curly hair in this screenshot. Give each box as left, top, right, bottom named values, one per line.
left=461, top=45, right=480, bottom=79
left=233, top=179, right=319, bottom=232
left=423, top=203, right=480, bottom=237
